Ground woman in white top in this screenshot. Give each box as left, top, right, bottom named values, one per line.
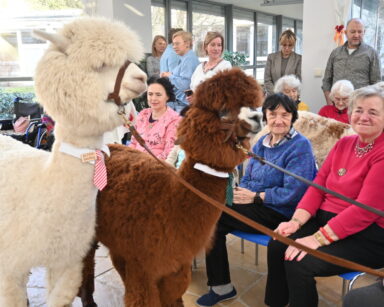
left=187, top=31, right=232, bottom=103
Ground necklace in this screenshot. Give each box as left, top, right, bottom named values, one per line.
left=355, top=140, right=375, bottom=158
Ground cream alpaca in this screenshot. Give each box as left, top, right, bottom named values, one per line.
left=0, top=17, right=146, bottom=307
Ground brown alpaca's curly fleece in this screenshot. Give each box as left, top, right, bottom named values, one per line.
left=78, top=68, right=263, bottom=307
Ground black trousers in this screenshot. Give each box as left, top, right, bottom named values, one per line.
left=265, top=210, right=384, bottom=307
left=205, top=203, right=288, bottom=286
left=343, top=280, right=384, bottom=307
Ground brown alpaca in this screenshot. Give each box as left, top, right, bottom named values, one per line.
left=79, top=68, right=264, bottom=307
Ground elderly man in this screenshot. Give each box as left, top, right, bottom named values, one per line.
left=322, top=18, right=381, bottom=105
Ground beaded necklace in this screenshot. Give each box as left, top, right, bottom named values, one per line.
left=355, top=140, right=375, bottom=158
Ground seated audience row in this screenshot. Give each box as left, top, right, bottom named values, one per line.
left=266, top=84, right=384, bottom=307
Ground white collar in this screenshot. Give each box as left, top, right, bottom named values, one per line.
left=194, top=162, right=229, bottom=178
left=59, top=142, right=110, bottom=164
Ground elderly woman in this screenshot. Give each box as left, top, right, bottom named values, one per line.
left=264, top=29, right=301, bottom=96
left=265, top=85, right=384, bottom=307
left=146, top=35, right=167, bottom=78
left=161, top=31, right=200, bottom=113
left=196, top=94, right=317, bottom=307
left=318, top=80, right=354, bottom=123
left=129, top=76, right=181, bottom=159
left=274, top=74, right=309, bottom=111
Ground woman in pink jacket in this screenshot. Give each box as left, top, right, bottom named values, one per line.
left=129, top=76, right=181, bottom=159
left=265, top=85, right=384, bottom=307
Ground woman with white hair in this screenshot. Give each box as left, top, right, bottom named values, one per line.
left=266, top=85, right=384, bottom=307
left=318, top=80, right=354, bottom=123
left=274, top=74, right=309, bottom=111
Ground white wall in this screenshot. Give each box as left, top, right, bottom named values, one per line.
left=301, top=0, right=338, bottom=112
left=95, top=0, right=152, bottom=53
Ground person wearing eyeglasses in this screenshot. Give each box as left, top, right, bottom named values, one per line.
left=264, top=29, right=302, bottom=96
left=318, top=80, right=354, bottom=124
left=161, top=31, right=199, bottom=113
left=265, top=85, right=384, bottom=307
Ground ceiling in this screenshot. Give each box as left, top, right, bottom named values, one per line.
left=212, top=0, right=303, bottom=20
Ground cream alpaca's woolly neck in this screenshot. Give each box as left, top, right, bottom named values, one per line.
left=59, top=142, right=110, bottom=164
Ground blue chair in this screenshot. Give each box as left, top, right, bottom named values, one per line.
left=231, top=230, right=271, bottom=265
left=339, top=271, right=365, bottom=296
left=231, top=230, right=365, bottom=297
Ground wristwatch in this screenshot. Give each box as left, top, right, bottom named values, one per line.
left=253, top=192, right=263, bottom=206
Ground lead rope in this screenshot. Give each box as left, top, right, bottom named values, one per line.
left=235, top=143, right=384, bottom=218
left=117, top=110, right=384, bottom=278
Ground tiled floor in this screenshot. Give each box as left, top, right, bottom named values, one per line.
left=27, top=234, right=377, bottom=307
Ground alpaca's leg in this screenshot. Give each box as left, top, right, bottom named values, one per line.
left=158, top=264, right=191, bottom=307
left=46, top=262, right=83, bottom=307
left=122, top=266, right=162, bottom=307
left=78, top=242, right=98, bottom=307
left=0, top=272, right=29, bottom=307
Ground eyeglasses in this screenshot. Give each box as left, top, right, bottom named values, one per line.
left=333, top=97, right=349, bottom=102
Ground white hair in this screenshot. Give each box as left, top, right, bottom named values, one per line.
left=348, top=85, right=384, bottom=117
left=329, top=80, right=354, bottom=101
left=274, top=74, right=301, bottom=95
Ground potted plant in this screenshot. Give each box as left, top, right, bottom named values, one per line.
left=223, top=51, right=247, bottom=67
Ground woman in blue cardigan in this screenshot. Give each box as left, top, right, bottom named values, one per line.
left=196, top=93, right=317, bottom=307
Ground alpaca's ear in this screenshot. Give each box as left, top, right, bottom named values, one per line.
left=33, top=29, right=70, bottom=53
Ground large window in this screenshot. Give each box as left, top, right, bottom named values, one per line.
left=192, top=2, right=225, bottom=58
left=0, top=0, right=84, bottom=84
left=151, top=1, right=165, bottom=37
left=256, top=13, right=277, bottom=83
left=171, top=0, right=187, bottom=31
left=352, top=0, right=384, bottom=78
left=295, top=20, right=303, bottom=54
left=233, top=9, right=254, bottom=67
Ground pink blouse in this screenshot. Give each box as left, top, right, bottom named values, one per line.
left=129, top=107, right=181, bottom=159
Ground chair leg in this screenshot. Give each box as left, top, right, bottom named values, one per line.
left=255, top=244, right=259, bottom=265
left=241, top=239, right=244, bottom=254
left=193, top=258, right=197, bottom=269
left=341, top=279, right=348, bottom=297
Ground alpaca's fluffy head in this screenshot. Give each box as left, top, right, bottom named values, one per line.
left=178, top=69, right=263, bottom=171
left=34, top=17, right=147, bottom=138
left=193, top=68, right=263, bottom=117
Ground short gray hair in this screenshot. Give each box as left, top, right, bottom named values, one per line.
left=348, top=85, right=384, bottom=117
left=329, top=80, right=354, bottom=101
left=274, top=74, right=301, bottom=95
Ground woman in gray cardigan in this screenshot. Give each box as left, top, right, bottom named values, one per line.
left=264, top=29, right=301, bottom=96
